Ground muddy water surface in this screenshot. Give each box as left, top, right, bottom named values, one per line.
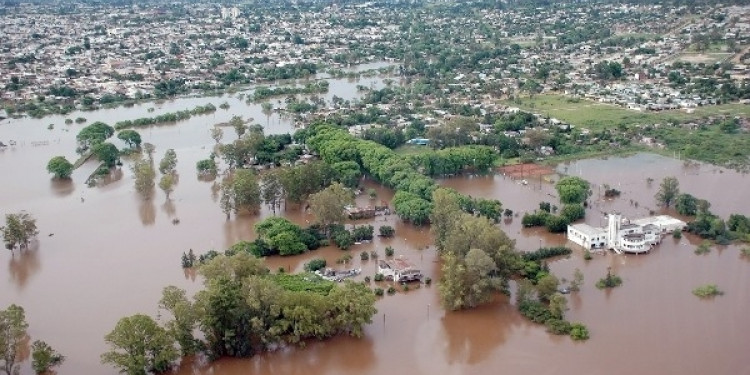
left=1, top=95, right=749, bottom=375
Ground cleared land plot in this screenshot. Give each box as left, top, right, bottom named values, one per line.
left=506, top=94, right=750, bottom=130
left=498, top=163, right=555, bottom=178
left=673, top=52, right=733, bottom=64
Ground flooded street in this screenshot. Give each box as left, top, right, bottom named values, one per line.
left=2, top=77, right=750, bottom=375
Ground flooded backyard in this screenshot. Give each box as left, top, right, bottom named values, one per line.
left=1, top=76, right=750, bottom=375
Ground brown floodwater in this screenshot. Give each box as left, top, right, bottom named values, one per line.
left=2, top=88, right=750, bottom=375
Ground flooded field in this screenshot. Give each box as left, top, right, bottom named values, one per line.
left=2, top=82, right=750, bottom=375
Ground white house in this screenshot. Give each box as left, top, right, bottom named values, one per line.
left=567, top=213, right=686, bottom=254
left=378, top=256, right=423, bottom=282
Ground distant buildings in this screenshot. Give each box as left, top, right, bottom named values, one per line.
left=567, top=213, right=686, bottom=254
left=221, top=7, right=240, bottom=19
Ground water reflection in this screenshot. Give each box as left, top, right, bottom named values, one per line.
left=161, top=199, right=177, bottom=218
left=440, top=298, right=517, bottom=365
left=49, top=179, right=74, bottom=197
left=139, top=197, right=157, bottom=226
left=8, top=247, right=41, bottom=290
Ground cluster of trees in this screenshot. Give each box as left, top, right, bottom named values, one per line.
left=1, top=304, right=65, bottom=375
left=1, top=212, right=38, bottom=252
left=362, top=126, right=406, bottom=149
left=220, top=128, right=302, bottom=168
left=255, top=62, right=318, bottom=81
left=253, top=217, right=323, bottom=256
left=113, top=103, right=216, bottom=130
left=103, top=253, right=377, bottom=374
left=252, top=81, right=329, bottom=101
left=406, top=145, right=496, bottom=176
left=46, top=156, right=74, bottom=179
left=522, top=177, right=589, bottom=233
left=73, top=121, right=122, bottom=169
left=653, top=177, right=749, bottom=244
left=515, top=246, right=587, bottom=340
left=305, top=124, right=504, bottom=223
left=220, top=169, right=261, bottom=218
left=431, top=189, right=520, bottom=310
left=522, top=202, right=586, bottom=232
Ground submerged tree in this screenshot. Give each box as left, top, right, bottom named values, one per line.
left=159, top=174, right=176, bottom=200
left=1, top=212, right=39, bottom=251
left=132, top=158, right=156, bottom=198
left=31, top=340, right=65, bottom=374
left=101, top=314, right=179, bottom=375
left=655, top=176, right=680, bottom=208
left=309, top=182, right=354, bottom=235
left=46, top=156, right=74, bottom=179
left=159, top=149, right=178, bottom=175
left=117, top=130, right=142, bottom=148
left=0, top=304, right=29, bottom=375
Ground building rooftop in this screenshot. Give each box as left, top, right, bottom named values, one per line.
left=569, top=223, right=606, bottom=237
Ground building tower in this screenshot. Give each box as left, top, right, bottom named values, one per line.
left=607, top=212, right=621, bottom=252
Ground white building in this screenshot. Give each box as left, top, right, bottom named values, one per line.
left=221, top=7, right=240, bottom=19
left=567, top=213, right=686, bottom=254
left=377, top=256, right=423, bottom=282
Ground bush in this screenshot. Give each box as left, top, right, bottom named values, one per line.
left=385, top=246, right=395, bottom=257
left=370, top=250, right=379, bottom=259
left=374, top=288, right=384, bottom=296
left=596, top=269, right=622, bottom=289
left=522, top=246, right=572, bottom=262
left=545, top=319, right=572, bottom=335
left=352, top=225, right=374, bottom=241
left=336, top=253, right=353, bottom=264
left=672, top=228, right=682, bottom=239
left=379, top=225, right=395, bottom=237
left=522, top=211, right=549, bottom=227
left=360, top=251, right=370, bottom=261
left=583, top=250, right=592, bottom=260
left=544, top=215, right=570, bottom=233
left=692, top=284, right=724, bottom=298
left=518, top=300, right=554, bottom=323
left=334, top=230, right=354, bottom=250
left=424, top=277, right=432, bottom=285
left=560, top=204, right=585, bottom=222
left=402, top=284, right=410, bottom=292
left=694, top=240, right=712, bottom=255
left=387, top=286, right=396, bottom=295
left=304, top=258, right=327, bottom=272
left=374, top=273, right=385, bottom=282
left=569, top=323, right=589, bottom=341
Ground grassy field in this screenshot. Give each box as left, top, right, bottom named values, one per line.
left=506, top=94, right=750, bottom=130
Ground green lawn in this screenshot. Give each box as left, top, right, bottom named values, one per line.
left=505, top=94, right=750, bottom=130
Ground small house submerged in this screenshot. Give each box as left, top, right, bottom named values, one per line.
left=378, top=256, right=423, bottom=282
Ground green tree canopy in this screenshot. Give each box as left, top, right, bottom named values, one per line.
left=101, top=314, right=179, bottom=375
left=117, top=130, right=142, bottom=148
left=77, top=121, right=114, bottom=147
left=1, top=212, right=38, bottom=251
left=655, top=176, right=680, bottom=208
left=555, top=176, right=590, bottom=204
left=309, top=182, right=354, bottom=233
left=46, top=156, right=74, bottom=179
left=92, top=142, right=120, bottom=167
left=0, top=304, right=29, bottom=375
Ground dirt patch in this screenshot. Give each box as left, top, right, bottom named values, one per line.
left=498, top=163, right=555, bottom=178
